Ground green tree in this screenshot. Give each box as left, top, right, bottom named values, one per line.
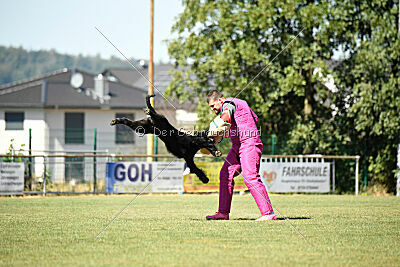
left=332, top=0, right=400, bottom=191
left=167, top=0, right=342, bottom=135
left=166, top=0, right=400, bottom=192
left=0, top=45, right=132, bottom=85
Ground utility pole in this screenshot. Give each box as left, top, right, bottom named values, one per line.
left=147, top=0, right=154, bottom=162
left=397, top=0, right=400, bottom=196
left=93, top=128, right=97, bottom=193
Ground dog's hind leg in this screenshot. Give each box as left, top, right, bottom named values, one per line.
left=185, top=157, right=209, bottom=184
left=110, top=117, right=154, bottom=134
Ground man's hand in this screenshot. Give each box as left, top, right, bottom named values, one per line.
left=220, top=108, right=231, bottom=123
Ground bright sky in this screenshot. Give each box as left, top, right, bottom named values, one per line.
left=0, top=0, right=184, bottom=63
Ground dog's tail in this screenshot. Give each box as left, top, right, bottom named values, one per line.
left=146, top=94, right=156, bottom=113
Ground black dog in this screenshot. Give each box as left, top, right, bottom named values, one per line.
left=110, top=94, right=221, bottom=183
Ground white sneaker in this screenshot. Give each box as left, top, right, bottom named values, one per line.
left=255, top=214, right=277, bottom=221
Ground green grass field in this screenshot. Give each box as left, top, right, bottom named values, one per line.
left=1, top=194, right=399, bottom=266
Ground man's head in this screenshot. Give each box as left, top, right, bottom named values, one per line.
left=207, top=90, right=225, bottom=115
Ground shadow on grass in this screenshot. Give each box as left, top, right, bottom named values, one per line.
left=190, top=216, right=311, bottom=221
left=276, top=217, right=311, bottom=220
left=233, top=217, right=311, bottom=221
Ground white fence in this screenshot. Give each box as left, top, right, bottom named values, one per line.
left=0, top=153, right=360, bottom=195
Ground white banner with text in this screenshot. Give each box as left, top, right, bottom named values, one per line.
left=260, top=160, right=330, bottom=193
left=106, top=162, right=184, bottom=193
left=0, top=162, right=24, bottom=195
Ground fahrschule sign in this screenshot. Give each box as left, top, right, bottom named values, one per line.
left=260, top=159, right=330, bottom=193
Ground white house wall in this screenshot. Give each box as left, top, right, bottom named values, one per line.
left=45, top=109, right=148, bottom=183
left=0, top=109, right=46, bottom=178
left=1, top=108, right=174, bottom=184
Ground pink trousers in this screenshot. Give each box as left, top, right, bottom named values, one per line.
left=218, top=141, right=273, bottom=215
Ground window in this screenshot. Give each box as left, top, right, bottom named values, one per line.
left=115, top=113, right=135, bottom=144
left=65, top=156, right=85, bottom=183
left=65, top=113, right=84, bottom=144
left=5, top=112, right=24, bottom=130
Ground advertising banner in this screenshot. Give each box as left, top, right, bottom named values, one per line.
left=260, top=160, right=330, bottom=193
left=106, top=162, right=184, bottom=193
left=0, top=162, right=24, bottom=195
left=106, top=160, right=331, bottom=194
left=184, top=162, right=247, bottom=192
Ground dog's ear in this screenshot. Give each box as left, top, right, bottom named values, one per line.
left=196, top=130, right=209, bottom=138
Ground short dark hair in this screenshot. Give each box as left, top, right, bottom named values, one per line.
left=207, top=90, right=223, bottom=103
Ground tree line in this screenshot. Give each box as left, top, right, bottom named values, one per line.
left=0, top=45, right=130, bottom=85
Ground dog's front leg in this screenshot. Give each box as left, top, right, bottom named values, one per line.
left=185, top=157, right=209, bottom=184
left=196, top=137, right=222, bottom=157
left=203, top=140, right=222, bottom=157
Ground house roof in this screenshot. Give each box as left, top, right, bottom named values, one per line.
left=0, top=68, right=150, bottom=109
left=103, top=63, right=197, bottom=112
left=102, top=67, right=144, bottom=87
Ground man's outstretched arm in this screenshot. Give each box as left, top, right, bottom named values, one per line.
left=208, top=106, right=234, bottom=144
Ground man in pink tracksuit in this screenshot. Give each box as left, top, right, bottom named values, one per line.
left=206, top=90, right=276, bottom=221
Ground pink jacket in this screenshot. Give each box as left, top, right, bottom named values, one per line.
left=221, top=97, right=261, bottom=144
